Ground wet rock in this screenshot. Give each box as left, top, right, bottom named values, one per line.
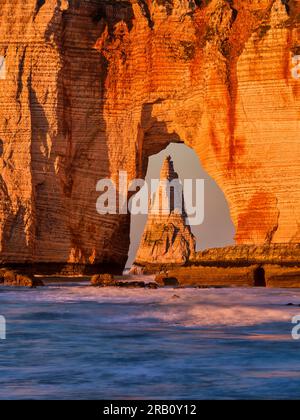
left=115, top=281, right=146, bottom=288
left=91, top=275, right=159, bottom=289
left=115, top=280, right=158, bottom=289
left=91, top=274, right=115, bottom=287
left=0, top=268, right=6, bottom=284
left=146, top=282, right=159, bottom=289
left=1, top=270, right=44, bottom=288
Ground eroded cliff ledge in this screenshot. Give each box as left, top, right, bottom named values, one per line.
left=0, top=0, right=299, bottom=272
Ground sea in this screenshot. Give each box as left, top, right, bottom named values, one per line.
left=0, top=281, right=300, bottom=400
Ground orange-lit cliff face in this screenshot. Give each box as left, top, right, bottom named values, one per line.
left=0, top=0, right=299, bottom=269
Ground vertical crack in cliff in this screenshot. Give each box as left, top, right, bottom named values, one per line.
left=281, top=0, right=290, bottom=14
left=220, top=1, right=269, bottom=173
left=220, top=2, right=239, bottom=172
left=16, top=49, right=27, bottom=119
left=97, top=0, right=135, bottom=35
left=33, top=0, right=46, bottom=19
left=265, top=198, right=280, bottom=244
left=138, top=0, right=154, bottom=29
left=225, top=57, right=238, bottom=172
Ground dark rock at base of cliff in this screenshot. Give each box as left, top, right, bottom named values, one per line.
left=91, top=274, right=158, bottom=289
left=115, top=280, right=158, bottom=289
left=0, top=268, right=5, bottom=284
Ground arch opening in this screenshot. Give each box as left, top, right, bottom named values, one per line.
left=163, top=277, right=180, bottom=287
left=254, top=267, right=266, bottom=288
left=126, top=143, right=235, bottom=268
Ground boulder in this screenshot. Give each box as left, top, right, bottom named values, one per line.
left=91, top=273, right=115, bottom=287
left=0, top=268, right=6, bottom=284
left=91, top=274, right=159, bottom=289
left=115, top=280, right=158, bottom=289
left=2, top=270, right=44, bottom=288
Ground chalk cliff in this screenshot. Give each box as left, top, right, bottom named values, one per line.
left=134, top=156, right=196, bottom=266
left=0, top=0, right=299, bottom=272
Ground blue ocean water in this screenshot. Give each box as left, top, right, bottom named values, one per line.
left=0, top=283, right=300, bottom=400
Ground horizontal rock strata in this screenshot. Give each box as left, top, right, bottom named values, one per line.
left=0, top=1, right=299, bottom=272
left=164, top=265, right=263, bottom=288
left=164, top=264, right=300, bottom=288
left=191, top=244, right=300, bottom=266
left=91, top=273, right=158, bottom=288
left=264, top=264, right=300, bottom=288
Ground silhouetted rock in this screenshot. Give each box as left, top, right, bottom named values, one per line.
left=115, top=281, right=146, bottom=288
left=91, top=274, right=158, bottom=289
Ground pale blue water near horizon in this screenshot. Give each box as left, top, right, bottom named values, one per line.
left=1, top=283, right=300, bottom=400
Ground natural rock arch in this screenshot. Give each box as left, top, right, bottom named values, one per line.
left=127, top=143, right=235, bottom=267
left=0, top=0, right=299, bottom=273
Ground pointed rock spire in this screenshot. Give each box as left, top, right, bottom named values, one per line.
left=160, top=156, right=179, bottom=181
left=132, top=156, right=196, bottom=269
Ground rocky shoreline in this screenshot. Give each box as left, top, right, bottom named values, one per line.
left=1, top=245, right=300, bottom=289
left=0, top=269, right=45, bottom=288
left=133, top=245, right=300, bottom=289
